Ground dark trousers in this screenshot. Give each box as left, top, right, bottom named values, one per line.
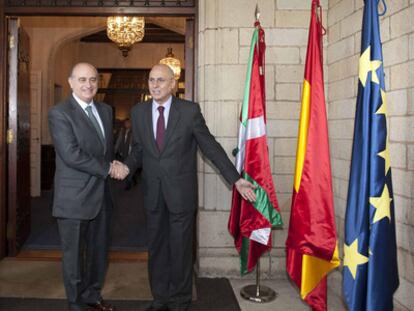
left=147, top=192, right=195, bottom=311
left=57, top=202, right=110, bottom=311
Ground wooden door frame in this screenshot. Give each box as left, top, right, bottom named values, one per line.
left=0, top=0, right=7, bottom=259
left=0, top=0, right=198, bottom=259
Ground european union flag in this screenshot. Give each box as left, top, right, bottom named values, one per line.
left=343, top=0, right=399, bottom=310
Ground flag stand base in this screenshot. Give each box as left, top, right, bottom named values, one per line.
left=240, top=261, right=277, bottom=303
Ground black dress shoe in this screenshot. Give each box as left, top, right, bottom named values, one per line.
left=86, top=300, right=116, bottom=311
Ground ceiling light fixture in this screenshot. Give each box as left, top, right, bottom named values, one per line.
left=159, top=47, right=181, bottom=80
left=107, top=16, right=145, bottom=57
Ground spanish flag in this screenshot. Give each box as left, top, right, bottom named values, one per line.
left=285, top=1, right=340, bottom=310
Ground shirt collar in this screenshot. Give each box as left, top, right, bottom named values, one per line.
left=152, top=96, right=172, bottom=112
left=72, top=92, right=95, bottom=110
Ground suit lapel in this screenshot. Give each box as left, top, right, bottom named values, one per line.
left=69, top=95, right=105, bottom=153
left=69, top=96, right=94, bottom=131
left=144, top=102, right=159, bottom=156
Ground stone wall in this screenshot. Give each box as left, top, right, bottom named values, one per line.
left=196, top=0, right=327, bottom=278
left=327, top=0, right=413, bottom=310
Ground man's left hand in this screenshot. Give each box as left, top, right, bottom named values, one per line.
left=235, top=178, right=256, bottom=202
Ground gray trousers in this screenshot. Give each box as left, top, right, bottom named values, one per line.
left=57, top=201, right=110, bottom=311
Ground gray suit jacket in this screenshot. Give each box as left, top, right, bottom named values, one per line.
left=125, top=97, right=239, bottom=213
left=48, top=95, right=113, bottom=220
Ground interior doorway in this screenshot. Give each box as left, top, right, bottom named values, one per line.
left=4, top=14, right=195, bottom=257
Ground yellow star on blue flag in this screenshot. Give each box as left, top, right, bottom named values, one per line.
left=359, top=46, right=382, bottom=87
left=344, top=239, right=369, bottom=279
left=369, top=184, right=392, bottom=223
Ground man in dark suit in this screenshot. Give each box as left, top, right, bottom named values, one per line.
left=114, top=118, right=137, bottom=190
left=48, top=63, right=118, bottom=311
left=114, top=118, right=132, bottom=161
left=115, top=64, right=256, bottom=311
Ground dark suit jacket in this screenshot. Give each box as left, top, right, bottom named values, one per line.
left=125, top=97, right=240, bottom=213
left=48, top=95, right=113, bottom=220
left=114, top=127, right=132, bottom=161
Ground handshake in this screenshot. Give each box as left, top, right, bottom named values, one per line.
left=109, top=160, right=130, bottom=180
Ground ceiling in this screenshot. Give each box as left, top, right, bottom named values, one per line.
left=20, top=16, right=186, bottom=40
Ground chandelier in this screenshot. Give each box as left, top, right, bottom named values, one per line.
left=159, top=48, right=181, bottom=80
left=107, top=16, right=145, bottom=57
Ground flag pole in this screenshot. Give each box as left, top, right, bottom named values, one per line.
left=239, top=5, right=277, bottom=304
left=240, top=258, right=277, bottom=302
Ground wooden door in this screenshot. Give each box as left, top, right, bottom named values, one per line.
left=30, top=71, right=41, bottom=197
left=7, top=18, right=31, bottom=256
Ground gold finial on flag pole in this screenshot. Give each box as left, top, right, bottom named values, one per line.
left=255, top=3, right=260, bottom=21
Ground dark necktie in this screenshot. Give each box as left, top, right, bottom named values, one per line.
left=156, top=106, right=165, bottom=151
left=85, top=105, right=105, bottom=147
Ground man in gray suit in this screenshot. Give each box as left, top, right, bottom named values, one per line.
left=48, top=63, right=117, bottom=311
left=115, top=64, right=256, bottom=311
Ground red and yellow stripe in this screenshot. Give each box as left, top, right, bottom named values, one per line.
left=286, top=1, right=340, bottom=310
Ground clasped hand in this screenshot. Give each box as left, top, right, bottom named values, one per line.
left=109, top=160, right=130, bottom=180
